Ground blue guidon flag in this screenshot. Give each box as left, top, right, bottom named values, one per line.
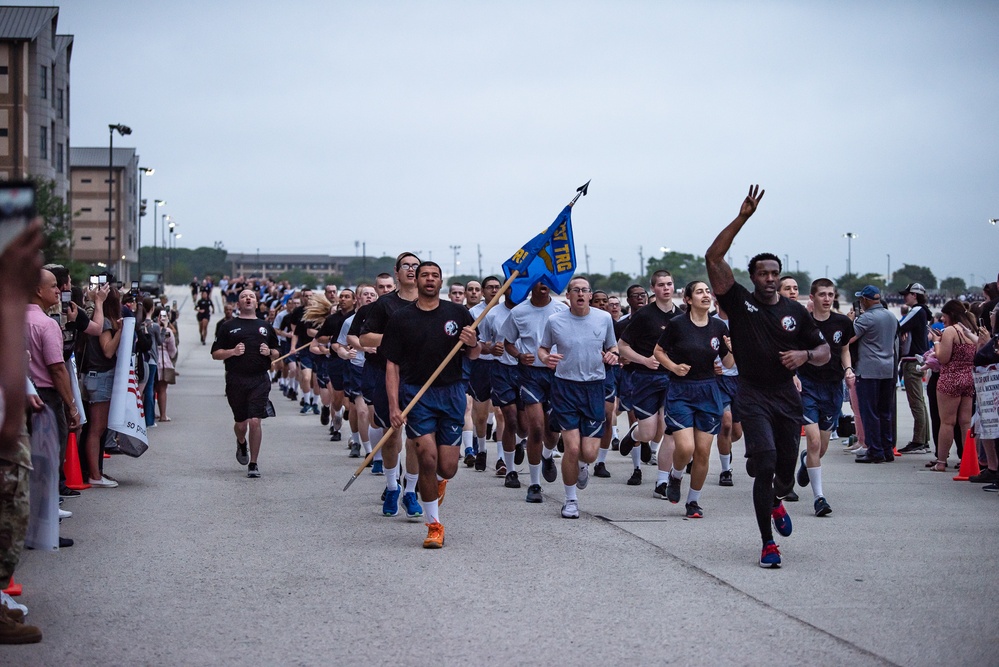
left=501, top=204, right=578, bottom=304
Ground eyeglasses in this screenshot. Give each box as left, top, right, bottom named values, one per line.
left=398, top=263, right=419, bottom=270
left=568, top=288, right=592, bottom=294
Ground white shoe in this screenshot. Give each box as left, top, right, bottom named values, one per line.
left=59, top=508, right=72, bottom=519
left=576, top=465, right=589, bottom=490
left=853, top=447, right=868, bottom=457
left=88, top=476, right=118, bottom=488
left=1, top=591, right=27, bottom=615
left=561, top=499, right=579, bottom=519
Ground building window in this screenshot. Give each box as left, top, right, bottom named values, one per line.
left=0, top=66, right=7, bottom=75
left=0, top=128, right=7, bottom=137
left=57, top=89, right=63, bottom=118
left=56, top=143, right=63, bottom=173
left=40, top=126, right=47, bottom=159
left=81, top=207, right=92, bottom=212
left=40, top=66, right=47, bottom=99
left=51, top=66, right=55, bottom=106
left=81, top=178, right=91, bottom=183
left=81, top=236, right=92, bottom=241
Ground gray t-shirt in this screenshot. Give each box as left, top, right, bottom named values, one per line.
left=853, top=303, right=898, bottom=379
left=338, top=315, right=364, bottom=367
left=481, top=303, right=518, bottom=366
left=469, top=301, right=496, bottom=361
left=500, top=298, right=567, bottom=368
left=540, top=308, right=617, bottom=382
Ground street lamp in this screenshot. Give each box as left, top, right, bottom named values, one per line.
left=167, top=220, right=176, bottom=284
left=137, top=167, right=153, bottom=277
left=843, top=233, right=857, bottom=276
left=107, top=123, right=132, bottom=274
left=989, top=219, right=998, bottom=225
left=450, top=244, right=461, bottom=278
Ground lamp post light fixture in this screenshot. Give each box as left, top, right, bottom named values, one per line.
left=989, top=218, right=998, bottom=226
left=153, top=200, right=165, bottom=271
left=107, top=123, right=132, bottom=274
left=450, top=244, right=461, bottom=278
left=167, top=220, right=176, bottom=284
left=137, top=167, right=153, bottom=277
left=843, top=232, right=858, bottom=276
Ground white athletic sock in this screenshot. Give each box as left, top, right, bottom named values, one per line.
left=809, top=466, right=824, bottom=499
left=386, top=466, right=399, bottom=491
left=350, top=430, right=360, bottom=444
left=424, top=499, right=440, bottom=523
left=631, top=448, right=641, bottom=467
left=368, top=427, right=383, bottom=444
left=596, top=448, right=608, bottom=463
left=503, top=450, right=515, bottom=471
left=336, top=406, right=344, bottom=416
left=529, top=463, right=541, bottom=486
left=487, top=412, right=495, bottom=426
left=495, top=442, right=503, bottom=461
left=564, top=484, right=578, bottom=501
left=657, top=470, right=670, bottom=485
left=687, top=488, right=701, bottom=504
left=650, top=438, right=662, bottom=456
left=405, top=472, right=419, bottom=493
left=719, top=453, right=732, bottom=472
left=670, top=466, right=684, bottom=480
left=462, top=430, right=473, bottom=450
left=362, top=440, right=371, bottom=454
left=436, top=473, right=446, bottom=482
left=542, top=446, right=555, bottom=460
left=373, top=448, right=382, bottom=462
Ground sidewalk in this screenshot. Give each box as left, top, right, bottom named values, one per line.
left=12, top=287, right=996, bottom=666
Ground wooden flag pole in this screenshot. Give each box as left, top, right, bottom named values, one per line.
left=271, top=340, right=311, bottom=366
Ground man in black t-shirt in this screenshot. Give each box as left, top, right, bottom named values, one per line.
left=313, top=288, right=355, bottom=432
left=896, top=282, right=932, bottom=453
left=381, top=261, right=479, bottom=549
left=706, top=185, right=830, bottom=569
left=211, top=290, right=279, bottom=478
left=795, top=279, right=854, bottom=517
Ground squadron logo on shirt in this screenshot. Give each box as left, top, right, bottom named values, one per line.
left=833, top=331, right=843, bottom=344
left=258, top=327, right=268, bottom=336
left=444, top=320, right=459, bottom=336
left=781, top=316, right=797, bottom=331
left=710, top=336, right=721, bottom=351
left=744, top=301, right=759, bottom=313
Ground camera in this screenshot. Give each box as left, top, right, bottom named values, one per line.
left=0, top=181, right=36, bottom=256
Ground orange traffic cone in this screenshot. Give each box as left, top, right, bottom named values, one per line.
left=953, top=430, right=980, bottom=481
left=3, top=576, right=23, bottom=596
left=63, top=433, right=91, bottom=490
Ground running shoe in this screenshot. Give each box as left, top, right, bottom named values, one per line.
left=685, top=501, right=704, bottom=519
left=796, top=451, right=809, bottom=487
left=640, top=441, right=652, bottom=463
left=541, top=456, right=558, bottom=483
left=330, top=430, right=342, bottom=442
left=561, top=499, right=579, bottom=519
left=505, top=471, right=521, bottom=489
left=236, top=439, right=249, bottom=466
left=771, top=502, right=792, bottom=537
left=784, top=490, right=800, bottom=502
left=59, top=486, right=81, bottom=499
left=593, top=462, right=611, bottom=478
left=525, top=484, right=544, bottom=503
left=463, top=448, right=475, bottom=467
left=576, top=465, right=589, bottom=490
left=611, top=436, right=620, bottom=451
left=311, top=404, right=320, bottom=415
left=437, top=479, right=447, bottom=506
left=653, top=482, right=669, bottom=499
left=371, top=460, right=384, bottom=475
left=332, top=411, right=343, bottom=433
left=495, top=459, right=507, bottom=476
left=382, top=488, right=400, bottom=516
left=760, top=541, right=781, bottom=568
left=474, top=451, right=487, bottom=471
left=320, top=405, right=330, bottom=425
left=627, top=468, right=642, bottom=486
left=423, top=521, right=445, bottom=549
left=348, top=442, right=361, bottom=458
left=666, top=474, right=682, bottom=504
left=898, top=441, right=929, bottom=454
left=719, top=470, right=733, bottom=487
left=247, top=463, right=261, bottom=478
left=814, top=496, right=832, bottom=517
left=299, top=404, right=311, bottom=414
left=982, top=482, right=998, bottom=492
left=402, top=492, right=423, bottom=520
left=619, top=423, right=638, bottom=456
left=514, top=440, right=525, bottom=465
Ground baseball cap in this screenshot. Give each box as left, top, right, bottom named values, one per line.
left=855, top=285, right=881, bottom=299
left=899, top=282, right=926, bottom=296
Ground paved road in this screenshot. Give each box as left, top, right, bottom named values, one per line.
left=10, top=288, right=997, bottom=665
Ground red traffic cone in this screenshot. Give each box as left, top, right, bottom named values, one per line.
left=3, top=576, right=23, bottom=596
left=63, top=433, right=91, bottom=490
left=953, top=430, right=980, bottom=481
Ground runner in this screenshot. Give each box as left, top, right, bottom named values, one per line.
left=465, top=278, right=495, bottom=468
left=713, top=298, right=743, bottom=487
left=538, top=277, right=618, bottom=518
left=211, top=289, right=280, bottom=478
left=705, top=185, right=830, bottom=568
left=312, top=288, right=355, bottom=430
left=381, top=261, right=479, bottom=548
left=589, top=290, right=619, bottom=477
left=196, top=289, right=214, bottom=345
left=478, top=283, right=521, bottom=478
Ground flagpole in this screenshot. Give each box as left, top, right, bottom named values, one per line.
left=271, top=340, right=312, bottom=366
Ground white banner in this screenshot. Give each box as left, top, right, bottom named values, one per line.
left=107, top=318, right=148, bottom=446
left=973, top=363, right=999, bottom=439
left=68, top=352, right=87, bottom=426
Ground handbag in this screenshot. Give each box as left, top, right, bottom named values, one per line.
left=161, top=367, right=177, bottom=384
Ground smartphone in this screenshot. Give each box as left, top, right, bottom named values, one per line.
left=61, top=290, right=72, bottom=313
left=131, top=281, right=139, bottom=294
left=0, top=181, right=36, bottom=256
left=852, top=300, right=861, bottom=315
left=98, top=275, right=108, bottom=285
left=90, top=275, right=100, bottom=288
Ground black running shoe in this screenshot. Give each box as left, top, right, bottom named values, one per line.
left=514, top=440, right=525, bottom=465
left=796, top=451, right=809, bottom=487
left=814, top=496, right=832, bottom=517
left=525, top=484, right=543, bottom=503
left=474, top=451, right=487, bottom=472
left=593, top=462, right=611, bottom=478
left=685, top=501, right=703, bottom=518
left=641, top=441, right=652, bottom=464
left=463, top=449, right=476, bottom=467
left=320, top=406, right=330, bottom=426
left=541, top=456, right=558, bottom=483
left=784, top=489, right=799, bottom=502
left=719, top=470, right=733, bottom=487
left=627, top=467, right=642, bottom=486
left=653, top=482, right=669, bottom=499
left=505, top=471, right=521, bottom=489
left=619, top=423, right=638, bottom=456
left=485, top=423, right=493, bottom=440
left=611, top=436, right=620, bottom=451
left=666, top=474, right=682, bottom=503
left=556, top=436, right=564, bottom=453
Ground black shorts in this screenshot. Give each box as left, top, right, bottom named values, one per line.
left=225, top=373, right=272, bottom=423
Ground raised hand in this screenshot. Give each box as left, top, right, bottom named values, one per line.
left=739, top=184, right=765, bottom=219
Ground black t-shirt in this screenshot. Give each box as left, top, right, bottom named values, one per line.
left=656, top=314, right=731, bottom=381
left=318, top=309, right=352, bottom=342
left=620, top=301, right=680, bottom=373
left=196, top=298, right=213, bottom=318
left=798, top=312, right=854, bottom=383
left=212, top=316, right=279, bottom=376
left=62, top=308, right=91, bottom=360
left=716, top=282, right=825, bottom=386
left=898, top=304, right=930, bottom=357
left=613, top=315, right=630, bottom=340
left=380, top=301, right=475, bottom=386
left=358, top=291, right=415, bottom=371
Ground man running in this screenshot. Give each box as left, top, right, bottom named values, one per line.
left=382, top=261, right=479, bottom=548
left=705, top=185, right=830, bottom=568
left=211, top=289, right=280, bottom=478
left=196, top=289, right=214, bottom=345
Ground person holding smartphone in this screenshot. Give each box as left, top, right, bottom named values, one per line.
left=154, top=310, right=178, bottom=422
left=79, top=287, right=123, bottom=487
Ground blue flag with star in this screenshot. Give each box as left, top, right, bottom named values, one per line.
left=501, top=205, right=577, bottom=304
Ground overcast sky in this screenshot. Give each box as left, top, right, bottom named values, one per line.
left=37, top=0, right=999, bottom=286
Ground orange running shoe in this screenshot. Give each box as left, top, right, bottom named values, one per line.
left=437, top=479, right=447, bottom=507
left=423, top=521, right=445, bottom=548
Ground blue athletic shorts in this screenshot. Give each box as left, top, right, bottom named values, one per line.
left=313, top=354, right=330, bottom=388
left=799, top=375, right=844, bottom=432
left=490, top=363, right=520, bottom=408
left=603, top=364, right=620, bottom=403
left=718, top=374, right=740, bottom=422
left=520, top=365, right=554, bottom=407
left=617, top=367, right=635, bottom=412
left=551, top=377, right=604, bottom=437
left=664, top=377, right=725, bottom=435
left=401, top=382, right=466, bottom=444
left=344, top=363, right=364, bottom=400
left=469, top=358, right=493, bottom=403
left=327, top=356, right=346, bottom=392
left=297, top=352, right=315, bottom=371
left=362, top=364, right=391, bottom=429
left=628, top=370, right=669, bottom=420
